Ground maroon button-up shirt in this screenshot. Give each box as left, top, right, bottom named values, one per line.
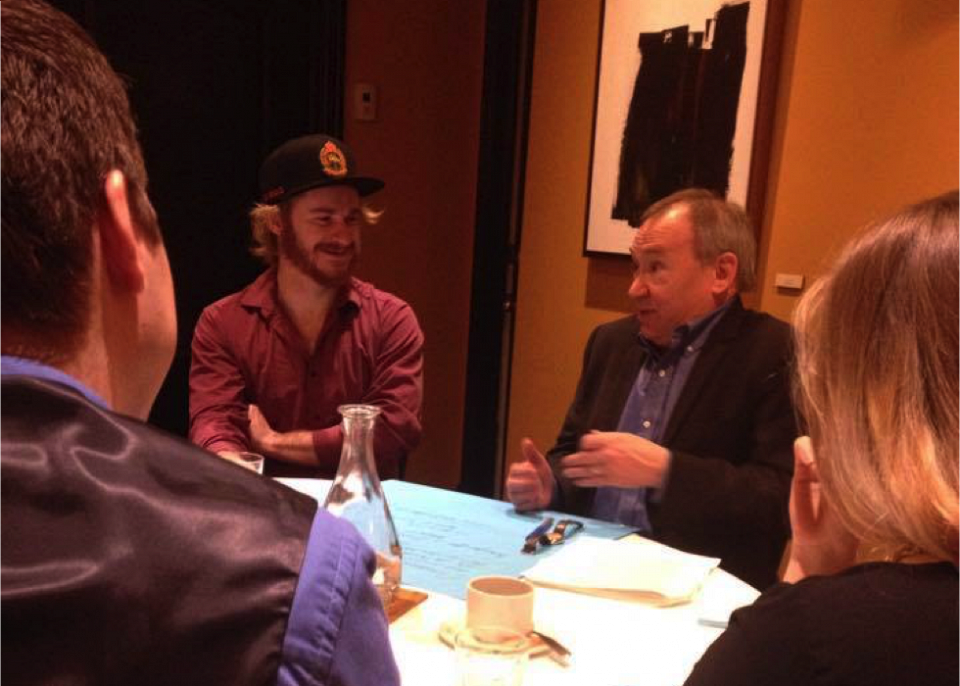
left=189, top=270, right=423, bottom=478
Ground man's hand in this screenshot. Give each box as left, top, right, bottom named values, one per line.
left=782, top=436, right=858, bottom=582
left=247, top=404, right=277, bottom=455
left=246, top=405, right=321, bottom=467
left=559, top=431, right=670, bottom=488
left=505, top=438, right=556, bottom=511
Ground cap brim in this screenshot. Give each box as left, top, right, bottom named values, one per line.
left=350, top=177, right=386, bottom=197
left=270, top=176, right=384, bottom=204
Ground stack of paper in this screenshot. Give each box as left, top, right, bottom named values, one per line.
left=522, top=535, right=720, bottom=606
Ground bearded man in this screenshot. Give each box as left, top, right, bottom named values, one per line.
left=189, top=135, right=424, bottom=478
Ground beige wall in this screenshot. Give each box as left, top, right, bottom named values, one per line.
left=506, top=0, right=958, bottom=473
left=345, top=0, right=486, bottom=488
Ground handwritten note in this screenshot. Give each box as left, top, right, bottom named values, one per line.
left=278, top=478, right=637, bottom=599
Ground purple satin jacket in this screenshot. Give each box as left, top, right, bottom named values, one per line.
left=1, top=362, right=399, bottom=686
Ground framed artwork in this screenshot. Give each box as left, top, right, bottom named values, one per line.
left=584, top=0, right=786, bottom=255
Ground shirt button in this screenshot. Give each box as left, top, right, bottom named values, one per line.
left=658, top=369, right=666, bottom=378
left=686, top=345, right=694, bottom=352
left=642, top=420, right=652, bottom=429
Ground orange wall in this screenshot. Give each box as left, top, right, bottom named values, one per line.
left=344, top=0, right=486, bottom=488
left=758, top=0, right=959, bottom=319
left=506, top=0, right=958, bottom=474
left=506, top=0, right=627, bottom=469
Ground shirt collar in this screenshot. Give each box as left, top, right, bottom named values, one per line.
left=240, top=269, right=362, bottom=317
left=638, top=296, right=736, bottom=361
left=1, top=355, right=110, bottom=409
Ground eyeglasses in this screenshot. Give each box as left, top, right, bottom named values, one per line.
left=521, top=518, right=584, bottom=554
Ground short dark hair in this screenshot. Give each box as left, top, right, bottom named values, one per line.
left=1, top=0, right=160, bottom=362
left=641, top=188, right=758, bottom=292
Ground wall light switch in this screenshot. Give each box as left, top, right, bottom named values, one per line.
left=774, top=273, right=805, bottom=290
left=354, top=83, right=377, bottom=122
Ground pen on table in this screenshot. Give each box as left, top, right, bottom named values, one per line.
left=521, top=516, right=554, bottom=553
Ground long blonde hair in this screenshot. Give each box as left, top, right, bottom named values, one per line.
left=793, top=191, right=959, bottom=565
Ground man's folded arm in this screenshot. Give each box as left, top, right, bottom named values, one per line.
left=361, top=300, right=425, bottom=477
left=188, top=307, right=250, bottom=453
left=272, top=301, right=423, bottom=477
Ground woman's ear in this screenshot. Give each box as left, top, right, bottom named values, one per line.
left=99, top=170, right=145, bottom=292
left=794, top=435, right=820, bottom=481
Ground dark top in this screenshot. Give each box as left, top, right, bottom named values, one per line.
left=546, top=297, right=797, bottom=589
left=1, top=375, right=399, bottom=686
left=189, top=271, right=424, bottom=478
left=684, top=561, right=960, bottom=686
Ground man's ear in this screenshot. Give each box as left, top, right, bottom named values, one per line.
left=712, top=251, right=738, bottom=294
left=267, top=207, right=284, bottom=237
left=99, top=170, right=145, bottom=292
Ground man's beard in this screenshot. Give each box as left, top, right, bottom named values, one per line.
left=278, top=224, right=357, bottom=288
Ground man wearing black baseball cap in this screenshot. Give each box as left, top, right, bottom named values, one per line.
left=189, top=134, right=423, bottom=479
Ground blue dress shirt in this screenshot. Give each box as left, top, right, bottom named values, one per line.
left=590, top=300, right=733, bottom=530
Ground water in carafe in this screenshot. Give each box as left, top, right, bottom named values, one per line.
left=323, top=404, right=402, bottom=608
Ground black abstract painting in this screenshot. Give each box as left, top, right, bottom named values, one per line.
left=585, top=0, right=773, bottom=255
left=613, top=4, right=748, bottom=226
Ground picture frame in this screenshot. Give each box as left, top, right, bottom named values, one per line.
left=583, top=0, right=787, bottom=255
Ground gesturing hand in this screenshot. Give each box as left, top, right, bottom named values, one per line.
left=559, top=431, right=670, bottom=488
left=782, top=436, right=859, bottom=582
left=505, top=438, right=556, bottom=511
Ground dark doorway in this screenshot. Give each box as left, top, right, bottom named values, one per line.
left=459, top=0, right=538, bottom=497
left=50, top=0, right=346, bottom=437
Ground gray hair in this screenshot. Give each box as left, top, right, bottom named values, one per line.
left=641, top=189, right=757, bottom=292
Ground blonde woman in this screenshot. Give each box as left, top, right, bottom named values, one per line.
left=684, top=191, right=959, bottom=686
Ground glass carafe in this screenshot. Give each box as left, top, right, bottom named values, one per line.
left=322, top=404, right=402, bottom=608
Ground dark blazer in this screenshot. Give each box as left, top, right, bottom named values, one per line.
left=546, top=297, right=797, bottom=589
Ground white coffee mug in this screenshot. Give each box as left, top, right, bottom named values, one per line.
left=466, top=576, right=535, bottom=635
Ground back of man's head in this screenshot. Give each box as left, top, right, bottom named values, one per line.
left=1, top=0, right=160, bottom=363
left=641, top=188, right=757, bottom=293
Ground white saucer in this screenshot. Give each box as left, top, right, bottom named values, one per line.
left=437, top=616, right=551, bottom=658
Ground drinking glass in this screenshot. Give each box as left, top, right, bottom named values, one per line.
left=455, top=625, right=528, bottom=686
left=220, top=451, right=264, bottom=474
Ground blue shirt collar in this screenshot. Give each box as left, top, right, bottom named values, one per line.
left=1, top=355, right=110, bottom=409
left=638, top=296, right=736, bottom=361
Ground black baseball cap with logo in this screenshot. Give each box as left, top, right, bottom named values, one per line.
left=258, top=134, right=384, bottom=205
